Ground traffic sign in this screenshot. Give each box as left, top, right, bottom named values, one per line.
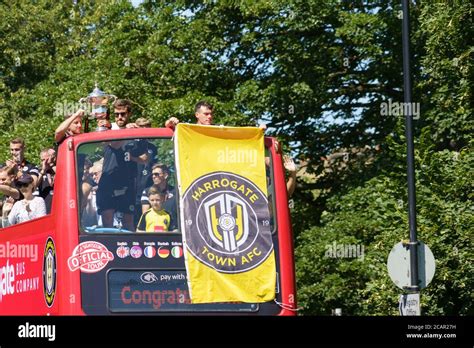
left=387, top=241, right=435, bottom=290
left=399, top=293, right=420, bottom=316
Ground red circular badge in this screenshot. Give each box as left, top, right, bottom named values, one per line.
left=67, top=241, right=114, bottom=273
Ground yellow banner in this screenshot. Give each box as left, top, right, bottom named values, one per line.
left=175, top=124, right=276, bottom=303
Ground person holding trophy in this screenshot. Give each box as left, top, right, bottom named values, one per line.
left=57, top=84, right=116, bottom=139
left=54, top=108, right=84, bottom=144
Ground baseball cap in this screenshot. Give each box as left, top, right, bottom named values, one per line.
left=16, top=173, right=33, bottom=186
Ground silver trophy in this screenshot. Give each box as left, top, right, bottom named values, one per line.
left=79, top=83, right=117, bottom=132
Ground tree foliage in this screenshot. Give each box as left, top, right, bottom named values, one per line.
left=295, top=1, right=473, bottom=315
left=296, top=134, right=473, bottom=315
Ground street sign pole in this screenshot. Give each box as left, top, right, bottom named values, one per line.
left=401, top=0, right=420, bottom=309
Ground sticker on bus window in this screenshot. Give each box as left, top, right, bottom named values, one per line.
left=67, top=241, right=114, bottom=273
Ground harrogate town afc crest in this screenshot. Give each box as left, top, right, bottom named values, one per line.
left=43, top=237, right=57, bottom=307
left=182, top=172, right=273, bottom=273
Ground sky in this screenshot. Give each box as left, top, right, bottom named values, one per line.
left=131, top=0, right=143, bottom=7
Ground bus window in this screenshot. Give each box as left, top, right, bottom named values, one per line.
left=77, top=137, right=277, bottom=235
left=77, top=137, right=176, bottom=233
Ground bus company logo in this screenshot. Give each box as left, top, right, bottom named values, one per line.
left=182, top=172, right=273, bottom=273
left=42, top=237, right=57, bottom=308
left=67, top=241, right=114, bottom=273
left=0, top=260, right=15, bottom=303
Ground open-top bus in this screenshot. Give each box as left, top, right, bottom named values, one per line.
left=0, top=127, right=296, bottom=315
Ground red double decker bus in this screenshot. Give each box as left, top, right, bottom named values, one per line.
left=0, top=127, right=296, bottom=315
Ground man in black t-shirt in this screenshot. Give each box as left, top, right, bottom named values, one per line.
left=97, top=139, right=148, bottom=231
left=140, top=164, right=177, bottom=230
left=133, top=118, right=158, bottom=224
left=96, top=99, right=148, bottom=231
left=36, top=148, right=56, bottom=214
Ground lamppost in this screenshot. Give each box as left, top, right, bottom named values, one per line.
left=401, top=0, right=419, bottom=294
left=388, top=0, right=437, bottom=316
left=400, top=0, right=422, bottom=316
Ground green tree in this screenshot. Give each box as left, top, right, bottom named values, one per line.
left=295, top=1, right=472, bottom=315
left=296, top=133, right=473, bottom=315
